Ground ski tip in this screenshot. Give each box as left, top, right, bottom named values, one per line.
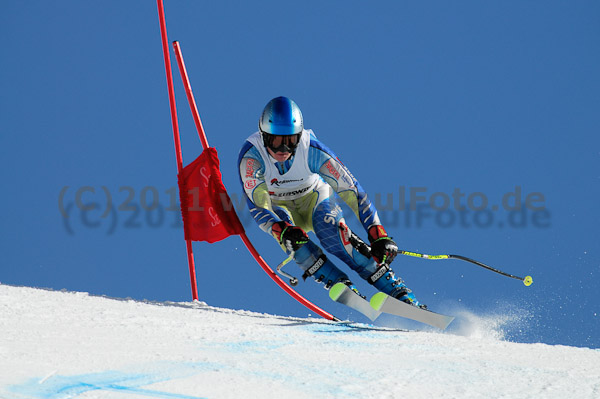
left=329, top=282, right=347, bottom=301
left=439, top=316, right=455, bottom=330
left=370, top=292, right=388, bottom=311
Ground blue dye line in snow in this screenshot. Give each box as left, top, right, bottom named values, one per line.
left=67, top=383, right=206, bottom=399
left=6, top=368, right=209, bottom=399
left=221, top=340, right=286, bottom=352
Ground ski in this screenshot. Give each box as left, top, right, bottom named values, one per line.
left=370, top=292, right=454, bottom=330
left=330, top=283, right=455, bottom=329
left=329, top=283, right=382, bottom=321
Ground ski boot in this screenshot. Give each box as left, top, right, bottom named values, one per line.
left=392, top=283, right=428, bottom=310
left=340, top=279, right=366, bottom=299
left=370, top=265, right=428, bottom=309
left=294, top=241, right=354, bottom=290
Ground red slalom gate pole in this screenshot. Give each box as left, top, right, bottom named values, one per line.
left=239, top=234, right=339, bottom=321
left=156, top=0, right=198, bottom=301
left=171, top=40, right=338, bottom=321
left=172, top=41, right=210, bottom=150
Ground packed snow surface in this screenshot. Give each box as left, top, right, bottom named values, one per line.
left=1, top=284, right=599, bottom=399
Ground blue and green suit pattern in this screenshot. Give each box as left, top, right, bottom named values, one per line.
left=238, top=130, right=414, bottom=299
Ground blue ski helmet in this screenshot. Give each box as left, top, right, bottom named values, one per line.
left=258, top=97, right=304, bottom=136
left=259, top=97, right=304, bottom=153
left=259, top=96, right=303, bottom=135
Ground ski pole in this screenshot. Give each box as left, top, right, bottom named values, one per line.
left=338, top=225, right=532, bottom=285
left=398, top=250, right=533, bottom=286
left=276, top=252, right=299, bottom=286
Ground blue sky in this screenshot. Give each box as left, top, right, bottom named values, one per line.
left=1, top=1, right=599, bottom=348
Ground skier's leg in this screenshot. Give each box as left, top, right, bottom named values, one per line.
left=293, top=241, right=355, bottom=290
left=311, top=186, right=424, bottom=306
left=271, top=205, right=355, bottom=291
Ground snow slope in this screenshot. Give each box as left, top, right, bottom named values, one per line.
left=1, top=284, right=599, bottom=399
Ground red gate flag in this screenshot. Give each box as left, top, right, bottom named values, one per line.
left=178, top=147, right=245, bottom=243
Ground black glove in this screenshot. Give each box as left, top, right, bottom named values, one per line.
left=368, top=225, right=398, bottom=265
left=272, top=221, right=309, bottom=251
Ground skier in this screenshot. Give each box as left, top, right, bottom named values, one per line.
left=238, top=96, right=425, bottom=308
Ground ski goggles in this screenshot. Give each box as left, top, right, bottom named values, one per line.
left=263, top=133, right=301, bottom=153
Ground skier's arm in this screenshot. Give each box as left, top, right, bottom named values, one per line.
left=308, top=133, right=398, bottom=264
left=307, top=133, right=382, bottom=232
left=238, top=141, right=281, bottom=234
